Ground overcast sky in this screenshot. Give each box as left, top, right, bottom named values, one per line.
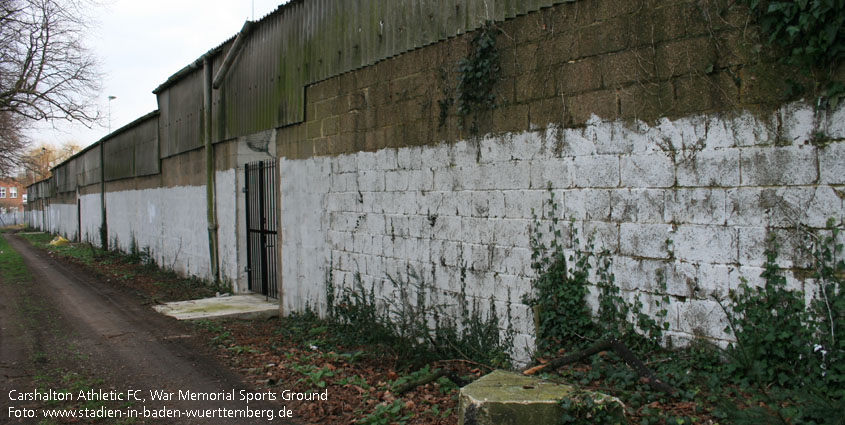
left=27, top=0, right=286, bottom=149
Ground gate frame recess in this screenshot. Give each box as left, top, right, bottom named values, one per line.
left=244, top=160, right=278, bottom=299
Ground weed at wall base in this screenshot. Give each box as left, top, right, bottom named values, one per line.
left=325, top=265, right=514, bottom=369
left=525, top=186, right=844, bottom=423
left=525, top=188, right=669, bottom=356
left=718, top=222, right=844, bottom=423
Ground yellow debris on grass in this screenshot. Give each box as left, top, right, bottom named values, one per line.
left=48, top=236, right=70, bottom=246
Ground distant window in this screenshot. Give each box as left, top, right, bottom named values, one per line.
left=0, top=187, right=5, bottom=198
left=22, top=194, right=27, bottom=203
left=10, top=187, right=16, bottom=198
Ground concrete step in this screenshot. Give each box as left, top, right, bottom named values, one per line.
left=153, top=294, right=279, bottom=321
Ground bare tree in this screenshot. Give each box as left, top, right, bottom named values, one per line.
left=0, top=109, right=25, bottom=176
left=0, top=0, right=100, bottom=175
left=16, top=140, right=79, bottom=182
left=0, top=0, right=100, bottom=121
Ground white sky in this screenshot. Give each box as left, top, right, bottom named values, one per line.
left=26, top=0, right=286, bottom=149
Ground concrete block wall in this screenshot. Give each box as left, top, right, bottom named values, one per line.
left=216, top=169, right=239, bottom=285
left=79, top=192, right=102, bottom=243
left=46, top=202, right=78, bottom=240
left=280, top=103, right=845, bottom=358
left=17, top=0, right=844, bottom=362
left=105, top=185, right=215, bottom=279
left=278, top=0, right=845, bottom=361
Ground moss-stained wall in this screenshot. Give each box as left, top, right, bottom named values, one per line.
left=285, top=0, right=843, bottom=159
left=156, top=0, right=584, bottom=159
left=278, top=0, right=845, bottom=359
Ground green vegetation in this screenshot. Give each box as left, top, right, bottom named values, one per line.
left=0, top=233, right=30, bottom=284
left=327, top=266, right=514, bottom=369
left=455, top=21, right=501, bottom=133
left=719, top=224, right=843, bottom=424
left=357, top=400, right=410, bottom=425
left=525, top=189, right=669, bottom=356
left=742, top=0, right=845, bottom=106
left=558, top=389, right=624, bottom=425
left=18, top=231, right=228, bottom=301
left=19, top=231, right=102, bottom=265
left=31, top=368, right=137, bottom=425
left=527, top=188, right=844, bottom=424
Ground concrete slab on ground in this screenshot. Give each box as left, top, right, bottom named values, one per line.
left=153, top=295, right=279, bottom=321
left=459, top=370, right=624, bottom=425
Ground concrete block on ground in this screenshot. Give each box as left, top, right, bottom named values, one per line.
left=459, top=370, right=624, bottom=425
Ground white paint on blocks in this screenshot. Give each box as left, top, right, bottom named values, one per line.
left=216, top=169, right=239, bottom=289
left=105, top=185, right=215, bottom=280
left=280, top=158, right=332, bottom=314
left=80, top=193, right=103, bottom=245
left=47, top=202, right=77, bottom=238
left=280, top=101, right=845, bottom=361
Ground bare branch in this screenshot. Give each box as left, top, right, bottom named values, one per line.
left=0, top=0, right=101, bottom=124
left=0, top=0, right=100, bottom=175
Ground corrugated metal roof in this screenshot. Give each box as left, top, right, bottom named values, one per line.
left=45, top=0, right=578, bottom=174
left=154, top=0, right=573, bottom=157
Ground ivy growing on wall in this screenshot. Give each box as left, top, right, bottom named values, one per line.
left=742, top=0, right=845, bottom=106
left=524, top=188, right=669, bottom=356
left=455, top=21, right=501, bottom=134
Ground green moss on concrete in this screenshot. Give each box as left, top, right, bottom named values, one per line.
left=459, top=370, right=623, bottom=425
left=182, top=304, right=240, bottom=314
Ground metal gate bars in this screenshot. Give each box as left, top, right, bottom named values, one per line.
left=245, top=160, right=278, bottom=299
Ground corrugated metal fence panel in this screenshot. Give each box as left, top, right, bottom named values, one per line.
left=79, top=148, right=101, bottom=187
left=54, top=160, right=78, bottom=193
left=134, top=116, right=161, bottom=177
left=53, top=163, right=66, bottom=193
left=47, top=178, right=56, bottom=198
left=159, top=68, right=204, bottom=158
left=102, top=114, right=160, bottom=180
left=156, top=0, right=571, bottom=147
left=30, top=181, right=41, bottom=200
left=104, top=133, right=135, bottom=181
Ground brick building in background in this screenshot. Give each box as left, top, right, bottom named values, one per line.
left=0, top=178, right=24, bottom=213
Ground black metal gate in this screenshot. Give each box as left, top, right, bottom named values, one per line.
left=245, top=160, right=278, bottom=299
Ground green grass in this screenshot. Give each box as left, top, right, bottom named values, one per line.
left=0, top=234, right=31, bottom=284
left=18, top=232, right=104, bottom=265
left=18, top=231, right=230, bottom=302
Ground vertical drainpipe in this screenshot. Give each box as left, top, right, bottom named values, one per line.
left=204, top=56, right=220, bottom=282
left=207, top=20, right=251, bottom=286
left=100, top=138, right=107, bottom=249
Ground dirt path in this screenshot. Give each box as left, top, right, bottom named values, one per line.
left=1, top=233, right=298, bottom=424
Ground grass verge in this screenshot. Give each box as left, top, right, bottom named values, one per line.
left=17, top=230, right=227, bottom=303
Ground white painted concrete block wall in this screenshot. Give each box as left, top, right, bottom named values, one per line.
left=280, top=102, right=845, bottom=360
left=105, top=185, right=217, bottom=280
left=28, top=207, right=41, bottom=229
left=216, top=169, right=239, bottom=287
left=48, top=203, right=77, bottom=240
left=280, top=158, right=332, bottom=313
left=79, top=193, right=103, bottom=245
